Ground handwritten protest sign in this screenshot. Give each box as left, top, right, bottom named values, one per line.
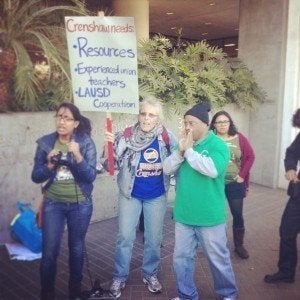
left=65, top=16, right=139, bottom=114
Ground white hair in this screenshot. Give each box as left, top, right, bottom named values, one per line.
left=139, top=95, right=164, bottom=120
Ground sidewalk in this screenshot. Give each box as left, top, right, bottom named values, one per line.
left=1, top=184, right=299, bottom=300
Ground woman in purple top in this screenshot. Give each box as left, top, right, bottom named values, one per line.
left=210, top=111, right=255, bottom=259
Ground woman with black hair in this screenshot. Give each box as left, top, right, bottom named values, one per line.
left=264, top=108, right=300, bottom=284
left=210, top=111, right=255, bottom=259
left=31, top=102, right=97, bottom=300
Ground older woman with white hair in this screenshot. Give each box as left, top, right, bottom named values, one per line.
left=103, top=96, right=177, bottom=298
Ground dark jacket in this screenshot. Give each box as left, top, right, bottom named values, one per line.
left=31, top=132, right=97, bottom=197
left=284, top=133, right=300, bottom=173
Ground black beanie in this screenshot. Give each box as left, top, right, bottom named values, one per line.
left=184, top=102, right=211, bottom=125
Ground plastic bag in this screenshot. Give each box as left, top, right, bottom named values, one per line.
left=11, top=201, right=42, bottom=253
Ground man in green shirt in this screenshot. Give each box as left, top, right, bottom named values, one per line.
left=164, top=102, right=238, bottom=300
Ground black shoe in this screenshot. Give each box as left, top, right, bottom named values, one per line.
left=81, top=289, right=116, bottom=299
left=235, top=245, right=249, bottom=259
left=81, top=280, right=116, bottom=300
left=264, top=271, right=294, bottom=283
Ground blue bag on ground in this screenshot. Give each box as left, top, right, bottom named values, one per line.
left=11, top=201, right=42, bottom=253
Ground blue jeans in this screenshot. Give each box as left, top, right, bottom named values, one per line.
left=173, top=222, right=238, bottom=300
left=113, top=194, right=167, bottom=281
left=40, top=197, right=93, bottom=294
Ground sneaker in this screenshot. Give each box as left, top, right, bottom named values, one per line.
left=170, top=298, right=181, bottom=300
left=264, top=271, right=294, bottom=284
left=142, top=275, right=162, bottom=293
left=109, top=279, right=126, bottom=298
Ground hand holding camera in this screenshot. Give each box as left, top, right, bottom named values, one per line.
left=48, top=150, right=69, bottom=168
left=47, top=149, right=62, bottom=170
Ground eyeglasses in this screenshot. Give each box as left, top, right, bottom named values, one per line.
left=139, top=112, right=158, bottom=118
left=214, top=120, right=230, bottom=125
left=55, top=115, right=74, bottom=123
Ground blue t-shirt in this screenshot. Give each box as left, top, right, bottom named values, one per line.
left=131, top=138, right=165, bottom=200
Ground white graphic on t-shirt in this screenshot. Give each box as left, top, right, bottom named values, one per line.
left=54, top=153, right=74, bottom=181
left=144, top=148, right=159, bottom=163
left=135, top=148, right=162, bottom=178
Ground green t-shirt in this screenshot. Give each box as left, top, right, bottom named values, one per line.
left=174, top=131, right=230, bottom=226
left=46, top=139, right=85, bottom=203
left=225, top=136, right=241, bottom=183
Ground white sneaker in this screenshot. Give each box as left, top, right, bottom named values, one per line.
left=142, top=275, right=162, bottom=293
left=109, top=279, right=125, bottom=298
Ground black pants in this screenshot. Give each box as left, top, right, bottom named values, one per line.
left=228, top=198, right=244, bottom=229
left=225, top=182, right=246, bottom=229
left=278, top=197, right=300, bottom=276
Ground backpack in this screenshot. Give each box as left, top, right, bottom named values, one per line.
left=123, top=126, right=171, bottom=155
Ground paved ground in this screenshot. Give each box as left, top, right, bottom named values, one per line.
left=1, top=184, right=300, bottom=300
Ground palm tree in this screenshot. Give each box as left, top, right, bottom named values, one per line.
left=0, top=0, right=89, bottom=111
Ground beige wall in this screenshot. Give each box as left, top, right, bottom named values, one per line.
left=0, top=112, right=134, bottom=243
left=0, top=111, right=178, bottom=244
left=112, top=0, right=149, bottom=40
left=238, top=0, right=300, bottom=188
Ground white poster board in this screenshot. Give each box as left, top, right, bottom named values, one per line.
left=65, top=16, right=139, bottom=114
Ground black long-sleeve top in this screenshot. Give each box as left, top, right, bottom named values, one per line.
left=284, top=132, right=300, bottom=176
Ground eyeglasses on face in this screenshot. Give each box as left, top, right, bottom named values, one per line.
left=214, top=120, right=230, bottom=125
left=139, top=112, right=158, bottom=118
left=55, top=115, right=75, bottom=123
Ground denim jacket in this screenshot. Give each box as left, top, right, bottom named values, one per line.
left=114, top=129, right=177, bottom=199
left=31, top=132, right=97, bottom=197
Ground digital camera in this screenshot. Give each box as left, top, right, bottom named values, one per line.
left=50, top=151, right=69, bottom=166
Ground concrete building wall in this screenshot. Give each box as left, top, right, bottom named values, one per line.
left=0, top=112, right=134, bottom=243
left=238, top=0, right=295, bottom=188
left=0, top=111, right=179, bottom=243
left=278, top=0, right=300, bottom=187
left=112, top=0, right=149, bottom=40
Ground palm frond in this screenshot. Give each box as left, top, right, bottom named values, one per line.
left=27, top=30, right=71, bottom=80
left=14, top=65, right=41, bottom=110
left=0, top=0, right=90, bottom=111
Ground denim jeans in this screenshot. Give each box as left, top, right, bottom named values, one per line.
left=113, top=194, right=167, bottom=281
left=173, top=222, right=238, bottom=300
left=40, top=197, right=93, bottom=294
left=278, top=197, right=300, bottom=276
